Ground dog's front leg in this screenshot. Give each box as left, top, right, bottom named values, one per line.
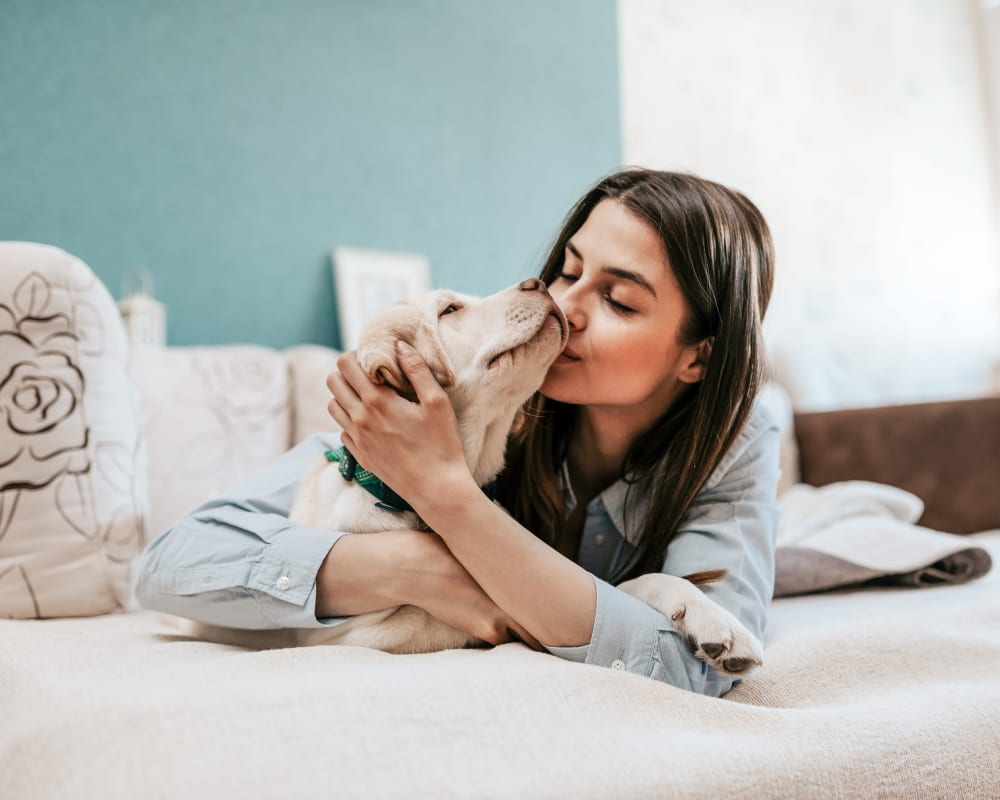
left=617, top=573, right=763, bottom=676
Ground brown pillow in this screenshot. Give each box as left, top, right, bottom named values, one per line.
left=794, top=398, right=1000, bottom=534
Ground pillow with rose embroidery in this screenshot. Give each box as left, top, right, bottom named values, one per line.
left=0, top=242, right=148, bottom=618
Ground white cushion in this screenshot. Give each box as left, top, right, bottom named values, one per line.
left=284, top=344, right=343, bottom=446
left=0, top=242, right=148, bottom=618
left=131, top=345, right=291, bottom=539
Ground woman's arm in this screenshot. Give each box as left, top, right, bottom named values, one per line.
left=135, top=431, right=537, bottom=645
left=330, top=344, right=598, bottom=647
left=557, top=407, right=782, bottom=696
left=330, top=344, right=780, bottom=694
left=135, top=432, right=361, bottom=629
left=318, top=529, right=543, bottom=649
left=420, top=479, right=598, bottom=647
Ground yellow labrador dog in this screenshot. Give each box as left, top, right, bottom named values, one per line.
left=191, top=280, right=762, bottom=675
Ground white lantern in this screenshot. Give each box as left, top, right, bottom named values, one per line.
left=118, top=268, right=166, bottom=348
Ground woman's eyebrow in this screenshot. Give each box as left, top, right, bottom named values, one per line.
left=565, top=240, right=657, bottom=298
left=603, top=266, right=657, bottom=298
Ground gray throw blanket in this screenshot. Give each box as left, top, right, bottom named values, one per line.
left=774, top=481, right=992, bottom=597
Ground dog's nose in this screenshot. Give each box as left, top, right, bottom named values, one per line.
left=519, top=278, right=546, bottom=292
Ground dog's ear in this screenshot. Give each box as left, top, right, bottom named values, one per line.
left=357, top=301, right=456, bottom=399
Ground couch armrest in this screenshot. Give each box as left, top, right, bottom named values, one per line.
left=793, top=397, right=1000, bottom=533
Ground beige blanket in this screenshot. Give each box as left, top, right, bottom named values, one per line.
left=2, top=530, right=999, bottom=800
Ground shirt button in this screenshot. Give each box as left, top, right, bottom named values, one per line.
left=611, top=659, right=625, bottom=671
left=276, top=575, right=290, bottom=591
left=594, top=534, right=605, bottom=546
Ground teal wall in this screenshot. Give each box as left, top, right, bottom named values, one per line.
left=1, top=0, right=621, bottom=348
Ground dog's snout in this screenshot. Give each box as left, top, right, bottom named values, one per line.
left=518, top=278, right=546, bottom=292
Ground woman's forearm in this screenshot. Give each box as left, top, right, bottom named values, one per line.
left=415, top=473, right=597, bottom=648
left=315, top=532, right=407, bottom=617
left=315, top=527, right=544, bottom=648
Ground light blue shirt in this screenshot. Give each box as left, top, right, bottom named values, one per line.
left=135, top=401, right=780, bottom=697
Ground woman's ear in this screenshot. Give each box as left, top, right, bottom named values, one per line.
left=677, top=337, right=713, bottom=384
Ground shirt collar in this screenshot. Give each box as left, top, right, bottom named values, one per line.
left=555, top=399, right=774, bottom=547
left=558, top=459, right=648, bottom=547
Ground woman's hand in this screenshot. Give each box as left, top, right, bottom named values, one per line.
left=404, top=532, right=543, bottom=650
left=316, top=529, right=542, bottom=650
left=326, top=342, right=473, bottom=505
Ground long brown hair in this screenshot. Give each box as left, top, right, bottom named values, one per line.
left=495, top=168, right=774, bottom=583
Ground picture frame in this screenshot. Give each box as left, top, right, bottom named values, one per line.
left=332, top=246, right=432, bottom=351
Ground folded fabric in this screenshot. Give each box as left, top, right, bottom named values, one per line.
left=773, top=481, right=993, bottom=597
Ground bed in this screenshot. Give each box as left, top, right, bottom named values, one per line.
left=1, top=242, right=998, bottom=799
left=2, top=530, right=998, bottom=799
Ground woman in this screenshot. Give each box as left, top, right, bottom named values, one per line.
left=136, top=168, right=781, bottom=697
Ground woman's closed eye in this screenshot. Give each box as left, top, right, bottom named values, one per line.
left=605, top=296, right=636, bottom=315
left=555, top=272, right=636, bottom=315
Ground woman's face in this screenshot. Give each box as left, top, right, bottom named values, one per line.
left=541, top=199, right=706, bottom=419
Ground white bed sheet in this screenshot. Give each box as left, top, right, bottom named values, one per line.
left=1, top=531, right=998, bottom=800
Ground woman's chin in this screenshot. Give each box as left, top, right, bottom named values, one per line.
left=539, top=375, right=580, bottom=404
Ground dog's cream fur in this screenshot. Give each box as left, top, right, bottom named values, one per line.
left=186, top=282, right=762, bottom=675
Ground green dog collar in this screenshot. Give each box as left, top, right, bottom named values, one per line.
left=324, top=446, right=414, bottom=513
left=323, top=445, right=498, bottom=514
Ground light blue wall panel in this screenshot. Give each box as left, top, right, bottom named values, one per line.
left=1, top=0, right=621, bottom=347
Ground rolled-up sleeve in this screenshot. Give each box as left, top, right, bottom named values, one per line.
left=546, top=577, right=734, bottom=695
left=135, top=433, right=355, bottom=630
left=547, top=408, right=781, bottom=697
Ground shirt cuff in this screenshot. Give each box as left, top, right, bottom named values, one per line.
left=544, top=575, right=735, bottom=696
left=248, top=526, right=354, bottom=628
left=546, top=574, right=662, bottom=675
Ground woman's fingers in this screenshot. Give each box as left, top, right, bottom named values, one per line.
left=326, top=350, right=404, bottom=434
left=478, top=618, right=542, bottom=651
left=327, top=396, right=348, bottom=430
left=466, top=599, right=543, bottom=651
left=326, top=352, right=382, bottom=413
left=395, top=341, right=449, bottom=404
left=337, top=350, right=397, bottom=404
left=325, top=376, right=360, bottom=436
left=326, top=368, right=361, bottom=414
left=509, top=625, right=544, bottom=652
left=406, top=537, right=542, bottom=651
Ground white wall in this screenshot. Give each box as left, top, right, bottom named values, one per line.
left=618, top=0, right=1000, bottom=410
left=984, top=4, right=1000, bottom=213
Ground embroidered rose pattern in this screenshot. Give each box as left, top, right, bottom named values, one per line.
left=0, top=260, right=146, bottom=618
left=0, top=303, right=90, bottom=492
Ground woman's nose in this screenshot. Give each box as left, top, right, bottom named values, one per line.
left=518, top=278, right=546, bottom=292
left=551, top=284, right=583, bottom=330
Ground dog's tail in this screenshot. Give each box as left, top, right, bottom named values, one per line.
left=683, top=569, right=728, bottom=586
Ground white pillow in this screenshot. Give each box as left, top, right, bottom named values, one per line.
left=284, top=344, right=343, bottom=446
left=131, top=345, right=291, bottom=539
left=0, top=242, right=149, bottom=618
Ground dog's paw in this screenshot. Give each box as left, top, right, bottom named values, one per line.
left=617, top=573, right=763, bottom=676
left=669, top=595, right=762, bottom=676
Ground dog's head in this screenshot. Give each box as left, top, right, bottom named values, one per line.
left=357, top=280, right=568, bottom=412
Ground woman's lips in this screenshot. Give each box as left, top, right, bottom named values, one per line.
left=556, top=345, right=582, bottom=363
